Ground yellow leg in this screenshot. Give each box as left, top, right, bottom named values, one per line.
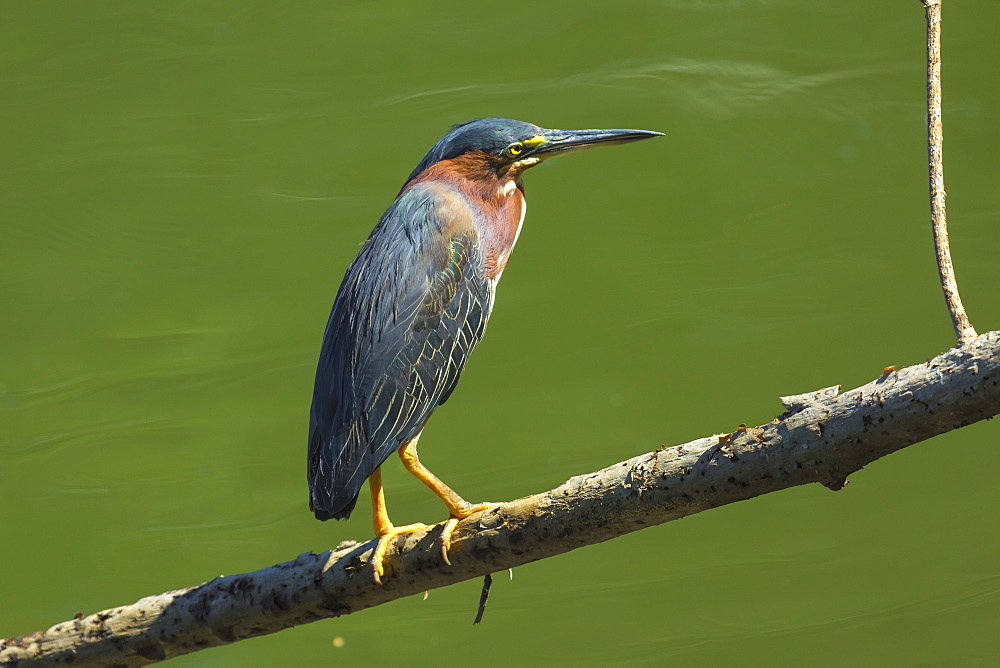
left=398, top=436, right=492, bottom=565
left=368, top=467, right=426, bottom=586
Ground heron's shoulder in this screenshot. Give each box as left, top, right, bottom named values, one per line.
left=396, top=178, right=472, bottom=208
left=389, top=180, right=477, bottom=241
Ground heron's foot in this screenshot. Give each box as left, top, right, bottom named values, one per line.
left=371, top=522, right=427, bottom=586
left=439, top=502, right=496, bottom=566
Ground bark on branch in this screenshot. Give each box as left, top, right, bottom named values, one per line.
left=4, top=331, right=999, bottom=666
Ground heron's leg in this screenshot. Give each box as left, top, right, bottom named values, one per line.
left=398, top=438, right=492, bottom=564
left=368, top=467, right=426, bottom=586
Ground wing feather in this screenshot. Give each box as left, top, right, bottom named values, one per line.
left=308, top=182, right=493, bottom=520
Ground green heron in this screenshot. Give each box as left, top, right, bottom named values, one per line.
left=308, top=118, right=662, bottom=584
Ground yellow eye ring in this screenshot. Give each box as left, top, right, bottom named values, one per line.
left=507, top=142, right=523, bottom=157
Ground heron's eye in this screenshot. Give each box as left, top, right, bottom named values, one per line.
left=506, top=142, right=523, bottom=157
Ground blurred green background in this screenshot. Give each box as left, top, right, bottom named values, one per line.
left=3, top=1, right=998, bottom=665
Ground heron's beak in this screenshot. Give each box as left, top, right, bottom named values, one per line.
left=527, top=127, right=664, bottom=158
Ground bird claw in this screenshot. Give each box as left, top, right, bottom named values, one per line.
left=370, top=523, right=427, bottom=586
left=370, top=504, right=495, bottom=584
left=439, top=502, right=495, bottom=567
left=439, top=518, right=459, bottom=565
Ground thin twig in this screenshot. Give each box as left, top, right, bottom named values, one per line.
left=473, top=573, right=493, bottom=625
left=924, top=0, right=977, bottom=341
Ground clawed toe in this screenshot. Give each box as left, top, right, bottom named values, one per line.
left=370, top=523, right=427, bottom=586
left=439, top=502, right=496, bottom=566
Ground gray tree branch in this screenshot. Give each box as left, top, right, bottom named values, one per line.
left=4, top=330, right=999, bottom=666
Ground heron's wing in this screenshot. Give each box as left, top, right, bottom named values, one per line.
left=308, top=182, right=493, bottom=520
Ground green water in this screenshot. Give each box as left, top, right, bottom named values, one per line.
left=3, top=2, right=999, bottom=665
